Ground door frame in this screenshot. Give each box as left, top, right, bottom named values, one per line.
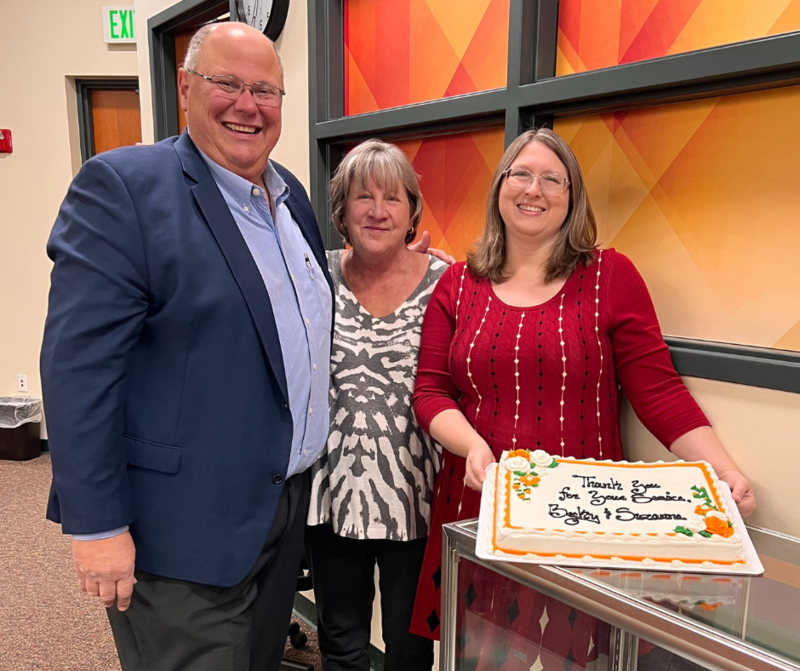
left=148, top=0, right=235, bottom=141
left=76, top=78, right=140, bottom=163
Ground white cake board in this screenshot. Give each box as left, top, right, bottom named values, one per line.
left=475, top=464, right=763, bottom=575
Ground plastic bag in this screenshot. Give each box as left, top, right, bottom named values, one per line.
left=0, top=397, right=43, bottom=429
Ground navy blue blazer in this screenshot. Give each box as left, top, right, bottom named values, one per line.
left=41, top=132, right=333, bottom=587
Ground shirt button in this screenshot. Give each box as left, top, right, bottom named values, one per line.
left=313, top=363, right=317, bottom=371
left=243, top=205, right=249, bottom=212
left=253, top=188, right=261, bottom=196
left=272, top=474, right=284, bottom=485
left=290, top=274, right=295, bottom=282
left=308, top=408, right=313, bottom=415
left=305, top=318, right=310, bottom=326
left=284, top=403, right=289, bottom=410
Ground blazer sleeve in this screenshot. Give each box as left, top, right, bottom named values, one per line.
left=412, top=264, right=463, bottom=433
left=606, top=251, right=710, bottom=447
left=41, top=156, right=150, bottom=534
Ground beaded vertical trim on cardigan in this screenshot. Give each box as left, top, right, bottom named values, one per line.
left=455, top=264, right=467, bottom=328
left=511, top=311, right=526, bottom=447
left=558, top=292, right=567, bottom=457
left=594, top=250, right=604, bottom=458
left=467, top=296, right=492, bottom=422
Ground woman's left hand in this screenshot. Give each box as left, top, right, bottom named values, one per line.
left=717, top=469, right=756, bottom=518
left=669, top=427, right=756, bottom=518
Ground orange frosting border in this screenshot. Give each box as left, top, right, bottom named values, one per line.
left=491, top=459, right=742, bottom=566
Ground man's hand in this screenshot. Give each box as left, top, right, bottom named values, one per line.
left=73, top=531, right=137, bottom=610
left=408, top=230, right=456, bottom=265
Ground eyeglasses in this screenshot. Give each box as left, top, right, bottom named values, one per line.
left=186, top=69, right=285, bottom=107
left=503, top=167, right=569, bottom=194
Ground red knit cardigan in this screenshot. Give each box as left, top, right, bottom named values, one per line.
left=409, top=248, right=710, bottom=639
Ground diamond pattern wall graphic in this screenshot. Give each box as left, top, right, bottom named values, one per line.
left=557, top=0, right=800, bottom=76
left=345, top=0, right=509, bottom=116
left=393, top=127, right=504, bottom=260
left=554, top=85, right=800, bottom=352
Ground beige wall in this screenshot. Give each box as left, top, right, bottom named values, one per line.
left=0, top=0, right=139, bottom=402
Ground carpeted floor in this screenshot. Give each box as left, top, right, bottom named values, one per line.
left=0, top=454, right=321, bottom=671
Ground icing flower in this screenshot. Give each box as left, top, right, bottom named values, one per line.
left=512, top=483, right=521, bottom=490
left=530, top=450, right=554, bottom=468
left=695, top=505, right=712, bottom=515
left=704, top=512, right=734, bottom=538
left=686, top=515, right=706, bottom=533
left=507, top=449, right=531, bottom=460
left=505, top=456, right=531, bottom=473
left=520, top=474, right=540, bottom=487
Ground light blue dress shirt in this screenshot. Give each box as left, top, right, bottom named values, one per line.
left=73, top=151, right=331, bottom=541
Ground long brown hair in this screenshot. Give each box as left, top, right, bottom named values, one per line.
left=467, top=128, right=598, bottom=283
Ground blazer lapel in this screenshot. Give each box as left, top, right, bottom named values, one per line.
left=175, top=133, right=289, bottom=406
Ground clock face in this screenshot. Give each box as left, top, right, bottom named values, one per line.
left=238, top=0, right=274, bottom=33
left=236, top=0, right=289, bottom=40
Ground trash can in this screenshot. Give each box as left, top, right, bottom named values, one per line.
left=0, top=397, right=43, bottom=461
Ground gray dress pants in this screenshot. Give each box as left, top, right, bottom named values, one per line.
left=106, top=472, right=310, bottom=671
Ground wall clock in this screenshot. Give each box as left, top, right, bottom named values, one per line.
left=235, top=0, right=289, bottom=40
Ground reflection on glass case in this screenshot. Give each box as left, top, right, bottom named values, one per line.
left=440, top=520, right=800, bottom=671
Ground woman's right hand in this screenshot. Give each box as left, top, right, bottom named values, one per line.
left=465, top=442, right=496, bottom=491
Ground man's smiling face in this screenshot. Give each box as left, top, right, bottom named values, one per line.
left=178, top=23, right=283, bottom=185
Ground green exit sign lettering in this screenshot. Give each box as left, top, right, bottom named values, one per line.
left=103, top=6, right=136, bottom=44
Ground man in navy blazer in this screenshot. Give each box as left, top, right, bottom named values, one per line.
left=41, top=23, right=332, bottom=670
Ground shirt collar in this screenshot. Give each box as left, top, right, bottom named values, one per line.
left=191, top=131, right=290, bottom=207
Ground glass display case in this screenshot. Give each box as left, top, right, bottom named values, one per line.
left=440, top=522, right=800, bottom=671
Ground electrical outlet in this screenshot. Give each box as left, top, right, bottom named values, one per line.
left=17, top=374, right=28, bottom=393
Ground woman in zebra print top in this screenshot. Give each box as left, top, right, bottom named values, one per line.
left=306, top=140, right=446, bottom=671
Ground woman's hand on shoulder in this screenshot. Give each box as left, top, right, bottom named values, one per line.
left=465, top=441, right=496, bottom=492
left=408, top=230, right=456, bottom=265
left=717, top=469, right=756, bottom=518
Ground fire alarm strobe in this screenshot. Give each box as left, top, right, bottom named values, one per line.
left=0, top=130, right=12, bottom=154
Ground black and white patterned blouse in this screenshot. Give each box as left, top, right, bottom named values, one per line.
left=307, top=250, right=446, bottom=540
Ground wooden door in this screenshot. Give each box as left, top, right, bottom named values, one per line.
left=90, top=88, right=142, bottom=154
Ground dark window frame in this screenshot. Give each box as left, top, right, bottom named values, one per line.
left=307, top=0, right=800, bottom=393
left=75, top=79, right=140, bottom=163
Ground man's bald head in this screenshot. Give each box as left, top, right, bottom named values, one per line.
left=184, top=22, right=283, bottom=82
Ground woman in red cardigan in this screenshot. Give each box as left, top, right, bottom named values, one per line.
left=409, top=128, right=755, bottom=669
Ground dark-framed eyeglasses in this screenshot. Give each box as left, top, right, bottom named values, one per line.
left=186, top=69, right=285, bottom=107
left=503, top=167, right=570, bottom=194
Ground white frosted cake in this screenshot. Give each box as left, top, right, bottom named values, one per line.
left=487, top=449, right=747, bottom=569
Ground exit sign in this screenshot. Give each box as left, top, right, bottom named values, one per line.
left=103, top=6, right=136, bottom=43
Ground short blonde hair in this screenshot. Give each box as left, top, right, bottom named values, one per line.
left=467, top=128, right=598, bottom=283
left=330, top=140, right=423, bottom=245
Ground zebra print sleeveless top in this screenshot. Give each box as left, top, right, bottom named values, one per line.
left=307, top=250, right=446, bottom=540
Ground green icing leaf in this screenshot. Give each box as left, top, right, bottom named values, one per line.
left=698, top=530, right=712, bottom=538
left=548, top=461, right=559, bottom=468
left=674, top=526, right=694, bottom=537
